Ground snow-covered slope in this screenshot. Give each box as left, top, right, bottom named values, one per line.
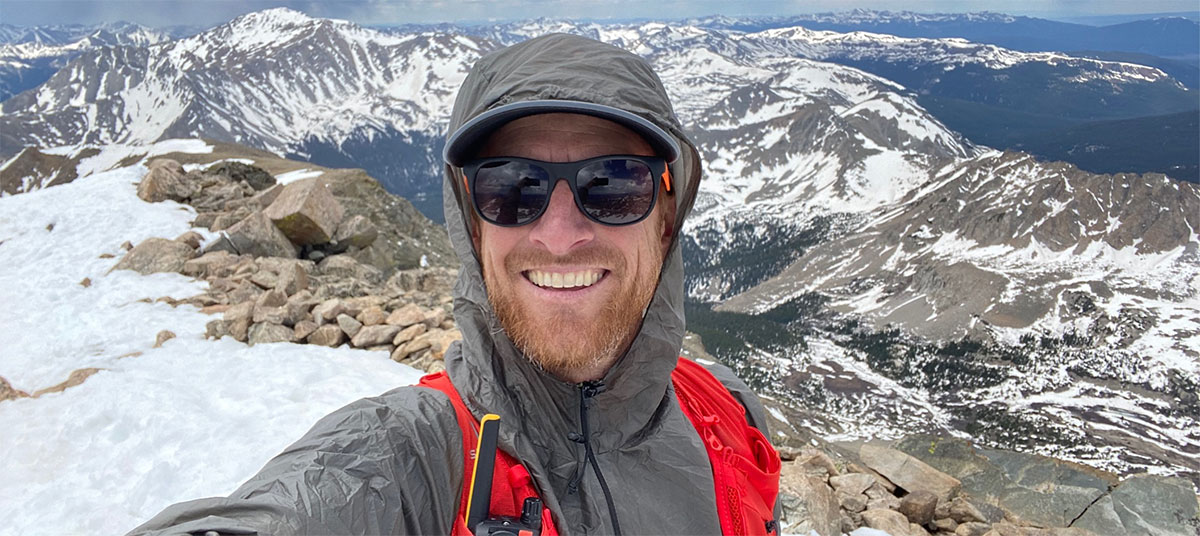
left=0, top=140, right=426, bottom=535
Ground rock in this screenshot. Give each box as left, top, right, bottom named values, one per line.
left=357, top=305, right=387, bottom=326
left=423, top=308, right=447, bottom=328
left=392, top=322, right=426, bottom=346
left=932, top=518, right=958, bottom=532
left=351, top=324, right=402, bottom=348
left=859, top=444, right=962, bottom=504
left=830, top=473, right=877, bottom=496
left=205, top=161, right=276, bottom=191
left=1, top=375, right=30, bottom=402
left=275, top=261, right=309, bottom=296
left=227, top=280, right=264, bottom=305
left=224, top=301, right=254, bottom=342
left=284, top=291, right=317, bottom=326
left=386, top=303, right=426, bottom=327
left=311, top=298, right=346, bottom=326
left=294, top=320, right=318, bottom=341
left=955, top=522, right=991, bottom=536
left=193, top=212, right=220, bottom=229
left=225, top=211, right=299, bottom=259
left=248, top=322, right=294, bottom=345
left=337, top=313, right=363, bottom=338
left=862, top=508, right=928, bottom=536
left=79, top=277, right=91, bottom=287
left=255, top=289, right=288, bottom=309
left=838, top=491, right=869, bottom=513
left=333, top=214, right=378, bottom=249
left=251, top=184, right=284, bottom=208
left=153, top=330, right=175, bottom=348
left=175, top=230, right=205, bottom=249
left=250, top=270, right=279, bottom=290
left=394, top=336, right=432, bottom=361
left=948, top=497, right=1004, bottom=525
left=867, top=494, right=901, bottom=511
left=318, top=254, right=382, bottom=283
left=111, top=238, right=197, bottom=275
left=778, top=459, right=843, bottom=536
left=899, top=490, right=938, bottom=526
left=417, top=328, right=462, bottom=360
left=307, top=324, right=345, bottom=347
left=205, top=319, right=228, bottom=339
left=211, top=210, right=246, bottom=231
left=1073, top=474, right=1199, bottom=536
left=182, top=251, right=239, bottom=279
left=120, top=240, right=133, bottom=251
left=200, top=234, right=239, bottom=256
left=137, top=159, right=197, bottom=202
left=797, top=450, right=841, bottom=478
left=263, top=178, right=344, bottom=246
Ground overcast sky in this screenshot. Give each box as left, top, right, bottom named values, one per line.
left=1, top=0, right=1198, bottom=28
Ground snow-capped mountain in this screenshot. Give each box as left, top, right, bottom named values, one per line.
left=2, top=8, right=1197, bottom=483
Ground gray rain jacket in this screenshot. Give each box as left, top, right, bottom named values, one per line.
left=129, top=33, right=772, bottom=536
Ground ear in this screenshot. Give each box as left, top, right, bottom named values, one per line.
left=659, top=189, right=677, bottom=254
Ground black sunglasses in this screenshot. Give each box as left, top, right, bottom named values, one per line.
left=462, top=155, right=670, bottom=227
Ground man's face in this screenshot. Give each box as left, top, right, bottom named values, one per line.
left=471, top=113, right=676, bottom=382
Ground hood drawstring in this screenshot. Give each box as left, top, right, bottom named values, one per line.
left=564, top=381, right=623, bottom=536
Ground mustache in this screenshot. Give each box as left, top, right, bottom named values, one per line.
left=504, top=244, right=625, bottom=273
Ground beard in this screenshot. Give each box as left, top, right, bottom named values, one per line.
left=483, top=236, right=664, bottom=382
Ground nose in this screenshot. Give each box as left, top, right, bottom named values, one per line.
left=527, top=179, right=594, bottom=255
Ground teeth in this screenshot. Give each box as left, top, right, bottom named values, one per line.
left=527, top=270, right=603, bottom=289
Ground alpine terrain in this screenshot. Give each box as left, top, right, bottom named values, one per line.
left=1, top=6, right=1197, bottom=494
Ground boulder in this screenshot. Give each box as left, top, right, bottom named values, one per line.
left=205, top=319, right=228, bottom=339
left=248, top=322, right=294, bottom=345
left=1073, top=474, right=1199, bottom=536
left=830, top=473, right=876, bottom=496
left=263, top=179, right=343, bottom=246
left=357, top=305, right=387, bottom=326
left=224, top=301, right=255, bottom=342
left=859, top=444, right=962, bottom=503
left=337, top=313, right=363, bottom=338
left=898, top=490, right=938, bottom=526
left=861, top=508, right=928, bottom=536
left=225, top=211, right=299, bottom=259
left=312, top=298, right=347, bottom=326
left=955, top=522, right=990, bottom=536
left=137, top=159, right=197, bottom=202
left=392, top=322, right=426, bottom=346
left=386, top=303, right=426, bottom=327
left=307, top=324, right=345, bottom=347
left=948, top=497, right=1004, bottom=524
left=318, top=254, right=382, bottom=283
left=182, top=251, right=239, bottom=279
left=111, top=238, right=196, bottom=275
left=778, top=460, right=842, bottom=536
left=837, top=491, right=868, bottom=513
left=175, top=231, right=204, bottom=249
left=351, top=324, right=401, bottom=348
left=332, top=214, right=378, bottom=250
left=275, top=261, right=309, bottom=296
left=294, top=320, right=318, bottom=341
left=153, top=330, right=175, bottom=348
left=206, top=161, right=276, bottom=191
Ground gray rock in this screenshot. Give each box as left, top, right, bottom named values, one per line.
left=311, top=298, right=346, bottom=326
left=831, top=473, right=877, bottom=496
left=111, top=238, right=196, bottom=275
left=293, top=320, right=318, bottom=341
left=153, top=330, right=176, bottom=348
left=225, top=211, right=299, bottom=259
left=947, top=497, right=1004, bottom=524
left=206, top=161, right=276, bottom=191
left=174, top=230, right=204, bottom=249
left=275, top=261, right=309, bottom=296
left=779, top=460, right=843, bottom=536
left=263, top=178, right=344, bottom=246
left=337, top=313, right=363, bottom=338
left=247, top=322, right=294, bottom=345
left=837, top=491, right=869, bottom=513
left=954, top=521, right=989, bottom=536
left=386, top=303, right=426, bottom=327
left=201, top=234, right=240, bottom=256
left=859, top=444, right=962, bottom=504
left=357, top=305, right=388, bottom=326
left=392, top=322, right=426, bottom=346
left=318, top=254, right=382, bottom=283
left=351, top=324, right=401, bottom=348
left=205, top=319, right=228, bottom=340
left=223, top=301, right=254, bottom=342
left=1073, top=474, right=1199, bottom=536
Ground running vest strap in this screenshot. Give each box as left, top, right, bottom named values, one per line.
left=418, top=357, right=781, bottom=535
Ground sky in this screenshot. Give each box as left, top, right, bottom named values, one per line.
left=1, top=0, right=1198, bottom=28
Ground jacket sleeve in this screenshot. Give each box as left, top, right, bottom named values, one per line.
left=126, top=386, right=465, bottom=536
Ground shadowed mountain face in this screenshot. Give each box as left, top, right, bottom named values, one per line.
left=1, top=8, right=1197, bottom=483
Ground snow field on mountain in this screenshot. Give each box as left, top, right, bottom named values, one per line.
left=0, top=152, right=423, bottom=535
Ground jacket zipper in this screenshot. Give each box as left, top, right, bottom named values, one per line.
left=565, top=380, right=623, bottom=536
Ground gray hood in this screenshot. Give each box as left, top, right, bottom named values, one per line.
left=441, top=33, right=709, bottom=530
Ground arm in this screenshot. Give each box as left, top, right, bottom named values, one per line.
left=126, top=387, right=464, bottom=536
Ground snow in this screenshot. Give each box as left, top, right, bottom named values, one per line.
left=0, top=163, right=425, bottom=535
left=274, top=168, right=324, bottom=184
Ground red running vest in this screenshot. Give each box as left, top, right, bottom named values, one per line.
left=418, top=357, right=781, bottom=535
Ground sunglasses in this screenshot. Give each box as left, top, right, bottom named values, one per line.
left=462, top=155, right=671, bottom=227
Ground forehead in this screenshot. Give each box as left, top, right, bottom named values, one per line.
left=475, top=113, right=656, bottom=161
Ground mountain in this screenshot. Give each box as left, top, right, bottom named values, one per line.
left=0, top=22, right=179, bottom=101
left=1014, top=111, right=1199, bottom=180
left=2, top=9, right=1197, bottom=484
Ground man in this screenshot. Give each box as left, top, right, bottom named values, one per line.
left=130, top=33, right=778, bottom=535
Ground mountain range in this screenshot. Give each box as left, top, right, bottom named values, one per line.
left=1, top=8, right=1196, bottom=485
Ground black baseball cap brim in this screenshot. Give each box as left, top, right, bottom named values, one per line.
left=443, top=99, right=681, bottom=167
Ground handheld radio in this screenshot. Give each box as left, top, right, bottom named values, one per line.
left=466, top=414, right=543, bottom=536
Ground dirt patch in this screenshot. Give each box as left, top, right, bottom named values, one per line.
left=1, top=375, right=31, bottom=402
left=30, top=368, right=104, bottom=397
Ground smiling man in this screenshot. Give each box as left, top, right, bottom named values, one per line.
left=130, top=34, right=779, bottom=536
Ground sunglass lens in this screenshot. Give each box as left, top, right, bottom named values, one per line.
left=576, top=159, right=655, bottom=224
left=473, top=161, right=551, bottom=225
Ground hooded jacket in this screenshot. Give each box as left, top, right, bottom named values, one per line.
left=129, top=34, right=772, bottom=536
